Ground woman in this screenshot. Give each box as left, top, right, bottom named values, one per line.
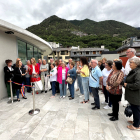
left=67, top=61, right=77, bottom=100
left=13, top=60, right=27, bottom=101
left=100, top=58, right=107, bottom=71
left=102, top=60, right=113, bottom=109
left=55, top=60, right=59, bottom=93
left=78, top=57, right=89, bottom=104
left=98, top=60, right=102, bottom=69
left=76, top=61, right=84, bottom=97
left=106, top=61, right=124, bottom=121
left=57, top=61, right=69, bottom=98
left=48, top=63, right=57, bottom=98
left=124, top=57, right=140, bottom=130
left=29, top=58, right=43, bottom=94
left=4, top=59, right=16, bottom=100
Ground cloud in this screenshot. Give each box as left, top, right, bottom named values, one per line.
left=0, top=0, right=140, bottom=29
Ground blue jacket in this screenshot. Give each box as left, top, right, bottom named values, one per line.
left=68, top=68, right=77, bottom=80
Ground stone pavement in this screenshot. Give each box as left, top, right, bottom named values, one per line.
left=0, top=86, right=140, bottom=140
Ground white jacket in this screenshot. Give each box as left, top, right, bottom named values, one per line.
left=50, top=67, right=57, bottom=82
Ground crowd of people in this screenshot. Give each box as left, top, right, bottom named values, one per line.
left=4, top=48, right=140, bottom=130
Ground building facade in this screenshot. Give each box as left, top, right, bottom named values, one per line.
left=0, top=19, right=52, bottom=100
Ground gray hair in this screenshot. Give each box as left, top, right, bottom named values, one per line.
left=42, top=59, right=46, bottom=61
left=128, top=48, right=136, bottom=55
left=130, top=57, right=140, bottom=66
left=61, top=61, right=66, bottom=65
left=59, top=59, right=64, bottom=62
left=91, top=59, right=98, bottom=64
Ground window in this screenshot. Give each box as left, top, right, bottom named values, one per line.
left=86, top=51, right=89, bottom=54
left=61, top=51, right=65, bottom=55
left=18, top=40, right=27, bottom=64
left=65, top=56, right=70, bottom=59
left=38, top=50, right=42, bottom=59
left=34, top=47, right=38, bottom=61
left=79, top=52, right=82, bottom=55
left=65, top=51, right=68, bottom=55
left=93, top=51, right=96, bottom=54
left=74, top=52, right=77, bottom=55
left=27, top=44, right=33, bottom=60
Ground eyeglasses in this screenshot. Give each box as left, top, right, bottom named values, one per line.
left=126, top=51, right=132, bottom=54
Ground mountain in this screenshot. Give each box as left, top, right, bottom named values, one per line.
left=26, top=15, right=140, bottom=50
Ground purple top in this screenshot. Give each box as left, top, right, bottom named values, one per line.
left=67, top=63, right=70, bottom=70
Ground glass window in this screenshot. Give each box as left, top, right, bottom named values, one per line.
left=61, top=51, right=65, bottom=55
left=86, top=51, right=89, bottom=54
left=18, top=40, right=27, bottom=65
left=27, top=44, right=33, bottom=60
left=34, top=47, right=38, bottom=62
left=38, top=50, right=42, bottom=59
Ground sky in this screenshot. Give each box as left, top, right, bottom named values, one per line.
left=0, top=0, right=140, bottom=29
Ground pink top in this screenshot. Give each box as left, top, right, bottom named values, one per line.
left=57, top=67, right=69, bottom=84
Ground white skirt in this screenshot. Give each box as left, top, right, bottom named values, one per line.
left=31, top=80, right=43, bottom=91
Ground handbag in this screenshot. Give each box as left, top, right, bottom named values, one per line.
left=124, top=104, right=132, bottom=117
left=66, top=77, right=74, bottom=84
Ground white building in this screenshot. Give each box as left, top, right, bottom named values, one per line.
left=0, top=19, right=52, bottom=100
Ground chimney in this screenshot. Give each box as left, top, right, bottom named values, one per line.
left=101, top=45, right=104, bottom=49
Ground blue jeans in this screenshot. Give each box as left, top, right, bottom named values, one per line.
left=77, top=75, right=84, bottom=94
left=16, top=89, right=20, bottom=99
left=82, top=77, right=89, bottom=101
left=59, top=80, right=67, bottom=96
left=68, top=80, right=75, bottom=98
left=52, top=81, right=56, bottom=96
left=26, top=77, right=31, bottom=92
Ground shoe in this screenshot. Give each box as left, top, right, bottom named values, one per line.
left=79, top=94, right=84, bottom=98
left=108, top=113, right=114, bottom=116
left=63, top=96, right=66, bottom=98
left=45, top=90, right=47, bottom=93
left=109, top=116, right=118, bottom=121
left=92, top=106, right=100, bottom=110
left=60, top=96, right=63, bottom=99
left=78, top=93, right=81, bottom=96
left=91, top=102, right=95, bottom=105
left=68, top=95, right=71, bottom=97
left=76, top=88, right=79, bottom=91
left=17, top=98, right=20, bottom=102
left=41, top=90, right=44, bottom=93
left=49, top=88, right=52, bottom=91
left=103, top=105, right=112, bottom=110
left=101, top=101, right=108, bottom=105
left=22, top=96, right=27, bottom=99
left=36, top=92, right=39, bottom=94
left=69, top=97, right=74, bottom=100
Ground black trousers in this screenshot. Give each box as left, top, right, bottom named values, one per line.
left=56, top=82, right=60, bottom=93
left=130, top=103, right=140, bottom=128
left=110, top=93, right=122, bottom=118
left=91, top=87, right=100, bottom=108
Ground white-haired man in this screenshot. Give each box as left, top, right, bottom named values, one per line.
left=89, top=59, right=103, bottom=110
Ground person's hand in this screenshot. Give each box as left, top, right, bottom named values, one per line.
left=106, top=85, right=109, bottom=91
left=34, top=74, right=37, bottom=77
left=22, top=74, right=25, bottom=76
left=124, top=83, right=127, bottom=87
left=67, top=74, right=70, bottom=76
left=47, top=75, right=50, bottom=77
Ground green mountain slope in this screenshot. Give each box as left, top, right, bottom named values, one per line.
left=26, top=15, right=140, bottom=50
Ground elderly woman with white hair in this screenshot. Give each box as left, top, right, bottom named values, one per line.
left=124, top=57, right=140, bottom=130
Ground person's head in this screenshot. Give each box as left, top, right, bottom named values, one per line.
left=5, top=59, right=12, bottom=66
left=129, top=57, right=140, bottom=70
left=42, top=59, right=46, bottom=65
left=26, top=60, right=30, bottom=65
left=91, top=59, right=98, bottom=68
left=102, top=58, right=107, bottom=64
left=50, top=58, right=54, bottom=64
left=126, top=48, right=136, bottom=58
left=61, top=61, right=66, bottom=68
left=31, top=58, right=36, bottom=65
left=98, top=60, right=102, bottom=66
left=16, top=60, right=22, bottom=67
left=59, top=59, right=63, bottom=65
left=69, top=58, right=72, bottom=64
left=70, top=61, right=75, bottom=69
left=105, top=60, right=113, bottom=70
left=55, top=60, right=59, bottom=66
left=80, top=57, right=88, bottom=66
left=112, top=61, right=122, bottom=71
left=16, top=58, right=21, bottom=62
left=51, top=63, right=55, bottom=69
left=38, top=59, right=42, bottom=64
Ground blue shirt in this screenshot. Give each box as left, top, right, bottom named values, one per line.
left=89, top=66, right=102, bottom=88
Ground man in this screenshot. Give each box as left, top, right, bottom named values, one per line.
left=49, top=58, right=54, bottom=90
left=89, top=59, right=103, bottom=110
left=40, top=59, right=49, bottom=93
left=67, top=58, right=72, bottom=70
left=38, top=59, right=42, bottom=75
left=123, top=48, right=138, bottom=106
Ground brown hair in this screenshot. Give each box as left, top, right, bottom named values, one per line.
left=102, top=58, right=107, bottom=63
left=16, top=60, right=21, bottom=67
left=5, top=59, right=12, bottom=65
left=31, top=58, right=36, bottom=65
left=98, top=60, right=102, bottom=64
left=70, top=61, right=75, bottom=67
left=55, top=60, right=59, bottom=66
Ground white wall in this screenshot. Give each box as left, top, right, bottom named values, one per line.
left=0, top=30, right=17, bottom=100
left=101, top=54, right=119, bottom=61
